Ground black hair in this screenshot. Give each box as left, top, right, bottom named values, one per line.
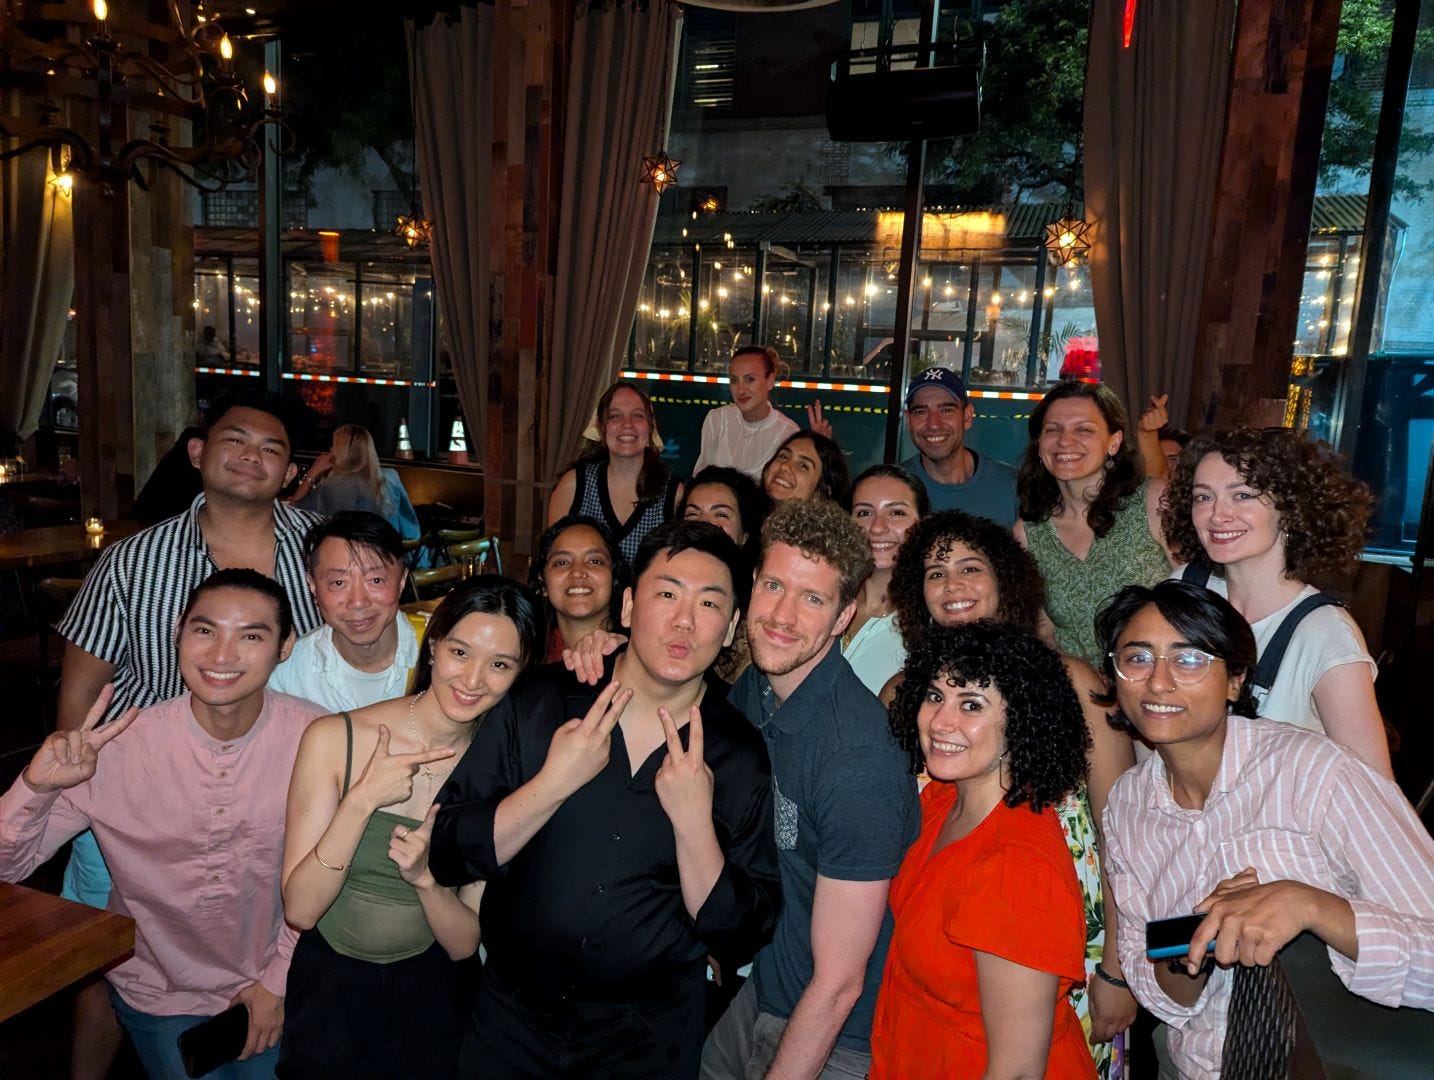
left=177, top=567, right=294, bottom=645
left=1157, top=424, right=1190, bottom=447
left=889, top=621, right=1090, bottom=811
left=890, top=510, right=1046, bottom=645
left=199, top=389, right=297, bottom=455
left=846, top=463, right=932, bottom=519
left=630, top=518, right=750, bottom=616
left=681, top=466, right=771, bottom=564
left=528, top=514, right=630, bottom=631
left=1093, top=580, right=1259, bottom=733
left=411, top=575, right=542, bottom=695
left=763, top=429, right=851, bottom=504
left=302, top=511, right=405, bottom=571
left=1016, top=380, right=1144, bottom=537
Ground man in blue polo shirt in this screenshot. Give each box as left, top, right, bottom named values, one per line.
left=702, top=498, right=919, bottom=1079
left=901, top=366, right=1020, bottom=526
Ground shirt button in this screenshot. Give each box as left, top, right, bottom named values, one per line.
left=221, top=744, right=233, bottom=751
left=218, top=770, right=228, bottom=778
left=611, top=833, right=621, bottom=842
left=579, top=937, right=588, bottom=949
left=215, top=808, right=225, bottom=816
left=211, top=874, right=220, bottom=882
left=595, top=884, right=605, bottom=894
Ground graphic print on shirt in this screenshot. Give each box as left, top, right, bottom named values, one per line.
left=774, top=780, right=799, bottom=850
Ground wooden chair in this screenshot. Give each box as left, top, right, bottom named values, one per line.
left=408, top=564, right=464, bottom=602
left=401, top=534, right=428, bottom=571
left=448, top=536, right=502, bottom=576
left=433, top=527, right=485, bottom=567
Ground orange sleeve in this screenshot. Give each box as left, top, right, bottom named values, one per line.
left=943, top=833, right=1087, bottom=985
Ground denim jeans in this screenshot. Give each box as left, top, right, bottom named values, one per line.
left=108, top=987, right=280, bottom=1080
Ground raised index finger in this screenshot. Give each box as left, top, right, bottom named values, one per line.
left=687, top=705, right=703, bottom=760
left=595, top=687, right=634, bottom=739
left=658, top=707, right=683, bottom=759
left=79, top=684, right=116, bottom=734
left=394, top=747, right=456, bottom=768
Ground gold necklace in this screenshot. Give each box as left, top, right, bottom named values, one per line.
left=406, top=691, right=471, bottom=793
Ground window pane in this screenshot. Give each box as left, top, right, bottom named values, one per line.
left=288, top=264, right=356, bottom=373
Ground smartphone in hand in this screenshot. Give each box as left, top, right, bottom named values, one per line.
left=1145, top=913, right=1216, bottom=960
left=177, top=1003, right=249, bottom=1078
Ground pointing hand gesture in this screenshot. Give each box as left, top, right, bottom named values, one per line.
left=540, top=680, right=633, bottom=800
left=24, top=684, right=138, bottom=795
left=654, top=705, right=714, bottom=835
left=351, top=725, right=454, bottom=813
left=388, top=802, right=441, bottom=888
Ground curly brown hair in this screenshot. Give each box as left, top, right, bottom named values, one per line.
left=1016, top=380, right=1145, bottom=538
left=759, top=497, right=874, bottom=609
left=890, top=510, right=1046, bottom=647
left=1160, top=427, right=1374, bottom=585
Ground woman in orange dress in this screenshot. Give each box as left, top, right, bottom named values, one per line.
left=872, top=621, right=1096, bottom=1080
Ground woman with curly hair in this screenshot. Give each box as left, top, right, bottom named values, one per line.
left=547, top=380, right=684, bottom=564
left=1016, top=380, right=1171, bottom=668
left=886, top=510, right=1137, bottom=1076
left=528, top=515, right=629, bottom=664
left=840, top=464, right=930, bottom=695
left=872, top=621, right=1094, bottom=1079
left=760, top=428, right=850, bottom=505
left=1160, top=426, right=1390, bottom=777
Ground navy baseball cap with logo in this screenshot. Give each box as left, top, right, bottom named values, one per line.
left=904, top=367, right=967, bottom=407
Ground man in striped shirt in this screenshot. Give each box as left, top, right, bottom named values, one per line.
left=52, top=390, right=322, bottom=1077
left=1097, top=581, right=1434, bottom=1078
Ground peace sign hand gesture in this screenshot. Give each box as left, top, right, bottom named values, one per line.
left=24, top=684, right=138, bottom=795
left=540, top=680, right=633, bottom=800
left=351, top=725, right=455, bottom=813
left=806, top=400, right=834, bottom=440
left=388, top=802, right=441, bottom=888
left=654, top=705, right=714, bottom=837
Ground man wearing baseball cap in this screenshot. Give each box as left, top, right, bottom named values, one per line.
left=900, top=367, right=1020, bottom=527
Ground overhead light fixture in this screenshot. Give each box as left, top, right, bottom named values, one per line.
left=393, top=211, right=433, bottom=250
left=1044, top=213, right=1092, bottom=269
left=639, top=151, right=681, bottom=195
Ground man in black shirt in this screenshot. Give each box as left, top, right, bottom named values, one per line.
left=430, top=520, right=780, bottom=1079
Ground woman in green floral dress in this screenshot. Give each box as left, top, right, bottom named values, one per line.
left=883, top=510, right=1138, bottom=1080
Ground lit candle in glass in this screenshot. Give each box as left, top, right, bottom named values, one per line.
left=85, top=517, right=105, bottom=536
left=263, top=71, right=277, bottom=110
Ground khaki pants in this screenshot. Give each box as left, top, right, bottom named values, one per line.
left=700, top=979, right=871, bottom=1080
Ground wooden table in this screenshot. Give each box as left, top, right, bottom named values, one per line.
left=0, top=883, right=134, bottom=1022
left=0, top=520, right=143, bottom=572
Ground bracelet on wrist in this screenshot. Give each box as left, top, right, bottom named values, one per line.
left=313, top=847, right=346, bottom=871
left=1094, top=964, right=1129, bottom=990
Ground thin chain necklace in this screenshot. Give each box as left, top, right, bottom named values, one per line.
left=407, top=690, right=472, bottom=794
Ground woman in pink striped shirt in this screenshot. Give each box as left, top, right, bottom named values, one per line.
left=1097, top=580, right=1434, bottom=1079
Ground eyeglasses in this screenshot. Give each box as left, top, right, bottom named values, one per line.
left=1109, top=645, right=1219, bottom=686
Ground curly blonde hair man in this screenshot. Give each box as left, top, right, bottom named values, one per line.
left=759, top=497, right=874, bottom=609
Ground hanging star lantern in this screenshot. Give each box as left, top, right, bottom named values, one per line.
left=394, top=211, right=433, bottom=249
left=1044, top=215, right=1092, bottom=269
left=639, top=151, right=681, bottom=195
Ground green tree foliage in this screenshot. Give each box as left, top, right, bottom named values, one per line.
left=1321, top=0, right=1434, bottom=200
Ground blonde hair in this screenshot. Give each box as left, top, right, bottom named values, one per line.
left=329, top=424, right=390, bottom=514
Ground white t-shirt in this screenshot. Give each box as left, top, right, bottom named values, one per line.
left=694, top=404, right=800, bottom=481
left=1173, top=567, right=1375, bottom=734
left=841, top=611, right=906, bottom=698
left=268, top=613, right=421, bottom=713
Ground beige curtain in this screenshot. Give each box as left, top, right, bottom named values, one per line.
left=1, top=146, right=75, bottom=440
left=1083, top=0, right=1237, bottom=421
left=544, top=0, right=682, bottom=478
left=407, top=6, right=493, bottom=456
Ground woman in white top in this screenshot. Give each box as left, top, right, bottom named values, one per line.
left=1160, top=426, right=1391, bottom=777
left=840, top=464, right=928, bottom=695
left=693, top=346, right=799, bottom=480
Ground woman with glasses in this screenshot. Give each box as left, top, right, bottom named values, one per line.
left=1161, top=426, right=1390, bottom=777
left=886, top=510, right=1138, bottom=1075
left=1097, top=580, right=1434, bottom=1080
left=873, top=621, right=1095, bottom=1079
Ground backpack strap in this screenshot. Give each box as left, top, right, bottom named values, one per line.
left=1183, top=562, right=1213, bottom=589
left=1252, top=594, right=1343, bottom=694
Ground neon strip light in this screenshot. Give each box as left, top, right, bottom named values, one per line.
left=195, top=366, right=260, bottom=377
left=282, top=373, right=438, bottom=388
left=620, top=370, right=1043, bottom=400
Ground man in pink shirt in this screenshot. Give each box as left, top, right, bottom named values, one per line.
left=0, top=568, right=324, bottom=1079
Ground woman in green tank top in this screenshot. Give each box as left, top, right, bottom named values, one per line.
left=1015, top=381, right=1172, bottom=668
left=278, top=577, right=542, bottom=1079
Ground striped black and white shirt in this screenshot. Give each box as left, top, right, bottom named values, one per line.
left=57, top=495, right=323, bottom=720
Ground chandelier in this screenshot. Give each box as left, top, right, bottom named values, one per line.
left=0, top=0, right=288, bottom=193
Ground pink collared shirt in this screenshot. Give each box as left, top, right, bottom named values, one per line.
left=1103, top=716, right=1434, bottom=1078
left=0, top=691, right=324, bottom=1016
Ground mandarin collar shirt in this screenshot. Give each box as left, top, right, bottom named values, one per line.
left=430, top=658, right=779, bottom=1006
left=57, top=494, right=323, bottom=720
left=0, top=691, right=326, bottom=1015
left=1103, top=715, right=1434, bottom=1079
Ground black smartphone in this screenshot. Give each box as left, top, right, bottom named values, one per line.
left=177, top=1003, right=249, bottom=1078
left=1145, top=913, right=1214, bottom=959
